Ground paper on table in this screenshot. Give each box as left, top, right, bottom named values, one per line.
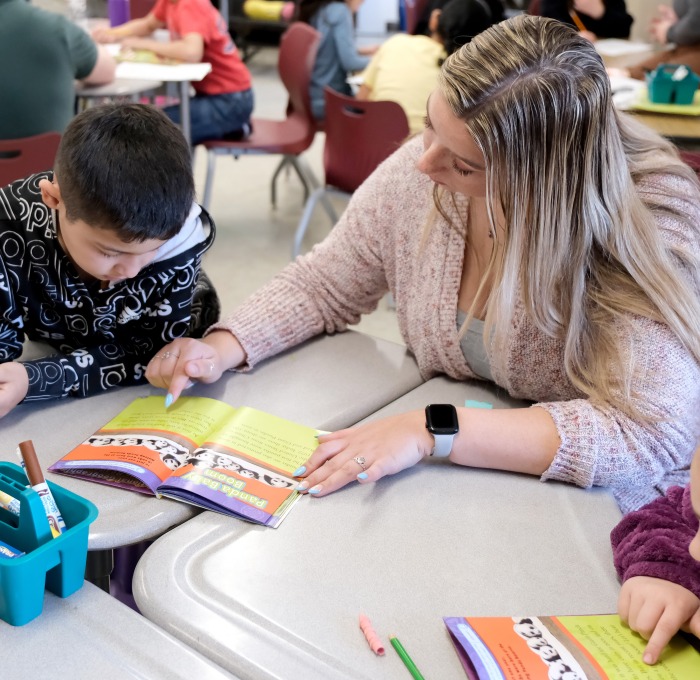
left=608, top=75, right=646, bottom=110
left=595, top=39, right=654, bottom=58
left=116, top=61, right=212, bottom=83
left=631, top=87, right=700, bottom=116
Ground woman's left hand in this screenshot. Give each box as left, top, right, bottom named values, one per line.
left=295, top=410, right=435, bottom=497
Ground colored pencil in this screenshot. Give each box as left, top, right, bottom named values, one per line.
left=570, top=10, right=587, bottom=33
left=389, top=635, right=425, bottom=680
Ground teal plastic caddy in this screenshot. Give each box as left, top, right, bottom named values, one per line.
left=0, top=462, right=97, bottom=626
left=646, top=63, right=700, bottom=105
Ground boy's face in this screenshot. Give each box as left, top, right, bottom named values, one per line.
left=40, top=179, right=165, bottom=284
left=689, top=450, right=700, bottom=561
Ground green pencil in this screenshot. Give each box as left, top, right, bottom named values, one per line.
left=389, top=635, right=426, bottom=680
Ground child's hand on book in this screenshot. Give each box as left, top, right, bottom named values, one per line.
left=146, top=332, right=246, bottom=405
left=295, top=410, right=433, bottom=497
left=618, top=575, right=700, bottom=664
left=0, top=361, right=29, bottom=418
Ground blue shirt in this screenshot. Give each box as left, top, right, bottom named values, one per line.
left=309, top=2, right=370, bottom=120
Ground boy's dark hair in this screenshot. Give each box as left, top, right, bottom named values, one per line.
left=54, top=103, right=194, bottom=242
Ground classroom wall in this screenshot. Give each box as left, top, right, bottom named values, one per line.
left=627, top=1, right=669, bottom=43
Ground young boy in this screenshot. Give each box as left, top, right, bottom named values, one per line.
left=612, top=445, right=700, bottom=664
left=92, top=0, right=253, bottom=145
left=0, top=103, right=219, bottom=418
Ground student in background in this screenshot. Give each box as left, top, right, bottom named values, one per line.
left=0, top=104, right=219, bottom=418
left=619, top=2, right=700, bottom=81
left=538, top=0, right=633, bottom=40
left=412, top=0, right=505, bottom=37
left=297, top=0, right=377, bottom=121
left=612, top=444, right=700, bottom=665
left=357, top=0, right=502, bottom=134
left=92, top=0, right=253, bottom=145
left=0, top=0, right=115, bottom=139
left=148, top=16, right=700, bottom=514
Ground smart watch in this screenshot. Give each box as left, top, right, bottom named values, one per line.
left=425, top=404, right=459, bottom=457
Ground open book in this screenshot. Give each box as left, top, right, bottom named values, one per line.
left=444, top=614, right=700, bottom=679
left=49, top=396, right=320, bottom=528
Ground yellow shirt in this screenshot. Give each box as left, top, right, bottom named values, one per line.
left=361, top=34, right=446, bottom=134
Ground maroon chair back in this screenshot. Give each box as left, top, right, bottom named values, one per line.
left=277, top=22, right=319, bottom=143
left=0, top=132, right=61, bottom=187
left=680, top=150, right=700, bottom=177
left=528, top=0, right=541, bottom=15
left=322, top=88, right=410, bottom=194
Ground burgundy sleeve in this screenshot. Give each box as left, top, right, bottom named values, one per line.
left=611, top=485, right=700, bottom=599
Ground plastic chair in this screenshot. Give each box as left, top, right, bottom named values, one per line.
left=0, top=133, right=62, bottom=187
left=200, top=21, right=324, bottom=212
left=292, top=87, right=410, bottom=258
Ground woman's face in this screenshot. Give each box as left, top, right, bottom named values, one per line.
left=416, top=90, right=487, bottom=198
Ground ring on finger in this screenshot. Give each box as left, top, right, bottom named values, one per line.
left=353, top=456, right=367, bottom=471
left=161, top=351, right=180, bottom=360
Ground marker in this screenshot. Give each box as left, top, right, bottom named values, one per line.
left=18, top=440, right=66, bottom=538
left=389, top=635, right=425, bottom=680
left=0, top=489, right=20, bottom=516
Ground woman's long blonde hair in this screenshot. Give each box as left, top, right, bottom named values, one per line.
left=438, top=15, right=700, bottom=417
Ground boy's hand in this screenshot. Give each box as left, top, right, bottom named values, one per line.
left=146, top=332, right=246, bottom=405
left=0, top=362, right=29, bottom=418
left=619, top=576, right=700, bottom=664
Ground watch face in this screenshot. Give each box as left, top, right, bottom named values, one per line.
left=426, top=404, right=459, bottom=434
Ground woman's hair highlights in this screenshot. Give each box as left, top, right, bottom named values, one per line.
left=437, top=15, right=700, bottom=418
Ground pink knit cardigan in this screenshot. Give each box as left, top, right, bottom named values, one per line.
left=210, top=137, right=700, bottom=513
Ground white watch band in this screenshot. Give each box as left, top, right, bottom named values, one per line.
left=431, top=433, right=455, bottom=457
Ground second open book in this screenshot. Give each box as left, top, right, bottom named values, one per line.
left=49, top=396, right=320, bottom=528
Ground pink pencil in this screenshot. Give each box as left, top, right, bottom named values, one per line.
left=359, top=614, right=385, bottom=656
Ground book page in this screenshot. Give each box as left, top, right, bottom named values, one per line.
left=49, top=396, right=237, bottom=493
left=444, top=615, right=700, bottom=679
left=159, top=406, right=319, bottom=527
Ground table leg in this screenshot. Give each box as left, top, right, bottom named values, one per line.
left=85, top=548, right=114, bottom=593
left=179, top=81, right=192, bottom=147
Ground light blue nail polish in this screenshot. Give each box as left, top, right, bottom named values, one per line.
left=357, top=472, right=368, bottom=480
left=296, top=482, right=308, bottom=491
left=308, top=486, right=321, bottom=495
left=293, top=466, right=306, bottom=476
left=164, top=393, right=173, bottom=408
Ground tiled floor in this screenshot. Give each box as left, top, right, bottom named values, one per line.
left=194, top=46, right=404, bottom=346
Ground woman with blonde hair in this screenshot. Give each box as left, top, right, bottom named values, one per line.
left=148, top=15, right=700, bottom=513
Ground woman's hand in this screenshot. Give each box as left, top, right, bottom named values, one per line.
left=295, top=410, right=434, bottom=497
left=146, top=331, right=246, bottom=405
left=618, top=576, right=700, bottom=664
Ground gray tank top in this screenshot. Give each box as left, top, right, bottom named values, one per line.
left=456, top=309, right=493, bottom=381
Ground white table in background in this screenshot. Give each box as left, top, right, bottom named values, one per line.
left=132, top=376, right=622, bottom=680
left=3, top=581, right=239, bottom=680
left=0, top=331, right=422, bottom=585
left=114, top=60, right=212, bottom=145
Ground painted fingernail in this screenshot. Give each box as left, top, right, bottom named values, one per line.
left=293, top=466, right=306, bottom=476
left=184, top=380, right=195, bottom=390
left=296, top=481, right=309, bottom=491
left=357, top=472, right=368, bottom=480
left=308, top=485, right=322, bottom=495
left=164, top=393, right=174, bottom=408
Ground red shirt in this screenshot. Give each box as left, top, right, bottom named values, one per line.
left=152, top=0, right=251, bottom=95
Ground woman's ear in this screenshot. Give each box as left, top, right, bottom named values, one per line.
left=39, top=177, right=62, bottom=210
